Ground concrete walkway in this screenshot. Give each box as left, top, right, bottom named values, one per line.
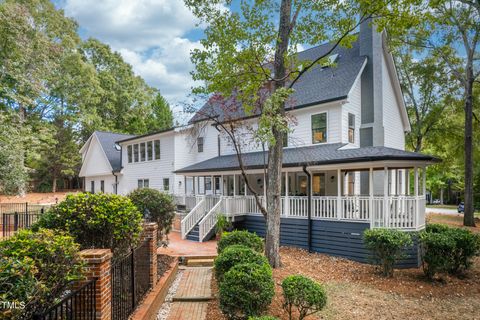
left=166, top=267, right=214, bottom=320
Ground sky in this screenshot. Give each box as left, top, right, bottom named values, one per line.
left=57, top=0, right=209, bottom=112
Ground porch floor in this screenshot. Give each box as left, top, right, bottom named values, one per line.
left=158, top=231, right=217, bottom=257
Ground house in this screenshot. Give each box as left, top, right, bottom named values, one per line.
left=79, top=20, right=438, bottom=266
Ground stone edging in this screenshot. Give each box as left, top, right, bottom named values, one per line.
left=130, top=258, right=180, bottom=320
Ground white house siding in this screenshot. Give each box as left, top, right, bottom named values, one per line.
left=79, top=135, right=113, bottom=177
left=341, top=76, right=361, bottom=147
left=85, top=175, right=116, bottom=194
left=382, top=53, right=405, bottom=150
left=119, top=132, right=176, bottom=195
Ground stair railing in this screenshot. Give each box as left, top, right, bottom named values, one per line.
left=198, top=197, right=224, bottom=242
left=181, top=197, right=206, bottom=239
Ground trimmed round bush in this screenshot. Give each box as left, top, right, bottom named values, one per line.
left=0, top=229, right=84, bottom=318
left=426, top=223, right=450, bottom=233
left=363, top=228, right=413, bottom=277
left=214, top=245, right=269, bottom=281
left=129, top=188, right=176, bottom=244
left=282, top=275, right=327, bottom=320
left=35, top=192, right=143, bottom=257
left=447, top=227, right=480, bottom=273
left=217, top=230, right=264, bottom=254
left=419, top=230, right=456, bottom=279
left=219, top=263, right=275, bottom=319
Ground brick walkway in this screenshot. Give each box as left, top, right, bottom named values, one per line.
left=166, top=267, right=213, bottom=320
left=158, top=231, right=217, bottom=257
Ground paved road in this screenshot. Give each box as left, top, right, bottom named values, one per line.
left=425, top=207, right=459, bottom=215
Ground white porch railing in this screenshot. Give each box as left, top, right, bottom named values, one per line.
left=199, top=197, right=225, bottom=242
left=181, top=197, right=205, bottom=239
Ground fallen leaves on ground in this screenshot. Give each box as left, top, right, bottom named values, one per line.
left=207, top=247, right=480, bottom=320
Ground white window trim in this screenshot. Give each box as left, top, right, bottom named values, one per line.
left=310, top=111, right=329, bottom=145
left=126, top=139, right=161, bottom=165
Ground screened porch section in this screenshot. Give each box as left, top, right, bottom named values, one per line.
left=175, top=164, right=428, bottom=241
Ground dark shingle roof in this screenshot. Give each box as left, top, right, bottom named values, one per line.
left=189, top=40, right=367, bottom=123
left=94, top=131, right=136, bottom=172
left=175, top=143, right=439, bottom=173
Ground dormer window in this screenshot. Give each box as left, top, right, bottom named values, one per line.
left=348, top=113, right=355, bottom=143
left=311, top=113, right=327, bottom=144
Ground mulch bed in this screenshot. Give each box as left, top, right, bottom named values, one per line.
left=207, top=247, right=480, bottom=320
left=157, top=254, right=175, bottom=279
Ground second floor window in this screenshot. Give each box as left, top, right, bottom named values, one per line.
left=311, top=113, right=327, bottom=144
left=133, top=144, right=139, bottom=162
left=282, top=132, right=288, bottom=147
left=127, top=145, right=133, bottom=163
left=147, top=141, right=153, bottom=161
left=197, top=137, right=204, bottom=153
left=154, top=140, right=160, bottom=159
left=348, top=113, right=355, bottom=143
left=140, top=143, right=146, bottom=161
left=163, top=178, right=170, bottom=191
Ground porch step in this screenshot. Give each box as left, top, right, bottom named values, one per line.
left=186, top=225, right=200, bottom=241
left=186, top=258, right=215, bottom=267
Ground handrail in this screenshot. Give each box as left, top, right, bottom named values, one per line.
left=198, top=197, right=224, bottom=242
left=181, top=197, right=205, bottom=239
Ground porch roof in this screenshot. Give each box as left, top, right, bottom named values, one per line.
left=175, top=143, right=440, bottom=174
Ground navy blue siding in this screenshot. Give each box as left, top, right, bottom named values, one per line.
left=238, top=215, right=420, bottom=268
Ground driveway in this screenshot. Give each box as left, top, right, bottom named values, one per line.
left=426, top=206, right=459, bottom=215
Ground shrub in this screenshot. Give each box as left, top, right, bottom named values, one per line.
left=447, top=228, right=480, bottom=273
left=129, top=188, right=176, bottom=244
left=214, top=245, right=269, bottom=281
left=217, top=230, right=264, bottom=254
left=0, top=229, right=84, bottom=318
left=219, top=263, right=275, bottom=319
left=35, top=192, right=143, bottom=257
left=425, top=223, right=450, bottom=233
left=363, top=228, right=413, bottom=277
left=281, top=275, right=327, bottom=320
left=216, top=214, right=233, bottom=237
left=419, top=231, right=456, bottom=279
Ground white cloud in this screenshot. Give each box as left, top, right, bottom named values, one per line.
left=63, top=0, right=203, bottom=108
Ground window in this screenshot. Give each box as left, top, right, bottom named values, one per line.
left=91, top=181, right=95, bottom=193
left=127, top=145, right=133, bottom=163
left=205, top=177, right=212, bottom=191
left=311, top=113, right=327, bottom=144
left=133, top=144, right=139, bottom=162
left=163, top=178, right=170, bottom=191
left=100, top=180, right=104, bottom=193
left=312, top=173, right=325, bottom=196
left=138, top=179, right=149, bottom=189
left=140, top=143, right=146, bottom=161
left=282, top=132, right=288, bottom=147
left=154, top=140, right=160, bottom=160
left=348, top=113, right=355, bottom=143
left=147, top=141, right=153, bottom=161
left=197, top=137, right=204, bottom=153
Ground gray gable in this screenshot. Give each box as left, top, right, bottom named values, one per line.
left=94, top=131, right=136, bottom=172
left=190, top=39, right=367, bottom=123
left=175, top=143, right=439, bottom=173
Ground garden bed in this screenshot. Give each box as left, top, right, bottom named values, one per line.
left=428, top=213, right=480, bottom=233
left=207, top=247, right=480, bottom=319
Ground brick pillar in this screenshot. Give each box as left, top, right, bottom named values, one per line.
left=143, top=222, right=158, bottom=287
left=80, top=249, right=112, bottom=320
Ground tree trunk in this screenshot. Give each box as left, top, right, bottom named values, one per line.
left=463, top=77, right=475, bottom=227
left=264, top=0, right=292, bottom=267
left=440, top=188, right=444, bottom=205
left=52, top=172, right=57, bottom=193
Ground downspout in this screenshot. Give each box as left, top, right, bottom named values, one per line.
left=112, top=171, right=118, bottom=195
left=302, top=165, right=312, bottom=253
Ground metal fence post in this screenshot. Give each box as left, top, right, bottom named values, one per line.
left=131, top=248, right=136, bottom=310
left=14, top=212, right=18, bottom=232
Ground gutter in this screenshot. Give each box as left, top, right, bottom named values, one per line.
left=302, top=165, right=312, bottom=253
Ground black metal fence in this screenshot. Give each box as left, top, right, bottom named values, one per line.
left=1, top=210, right=44, bottom=239
left=111, top=240, right=151, bottom=320
left=33, top=279, right=97, bottom=320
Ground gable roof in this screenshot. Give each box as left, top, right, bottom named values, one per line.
left=175, top=143, right=439, bottom=173
left=93, top=131, right=136, bottom=172
left=189, top=39, right=367, bottom=123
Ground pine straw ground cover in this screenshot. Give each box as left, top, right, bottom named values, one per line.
left=207, top=247, right=480, bottom=320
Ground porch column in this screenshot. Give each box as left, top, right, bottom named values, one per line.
left=211, top=175, right=214, bottom=195
left=193, top=176, right=196, bottom=195
left=369, top=167, right=374, bottom=228
left=285, top=172, right=289, bottom=217
left=336, top=169, right=341, bottom=219
left=406, top=169, right=410, bottom=195
left=233, top=174, right=237, bottom=196
left=422, top=167, right=426, bottom=196
left=383, top=167, right=389, bottom=227
left=221, top=174, right=224, bottom=196
left=414, top=167, right=419, bottom=197
left=184, top=176, right=187, bottom=196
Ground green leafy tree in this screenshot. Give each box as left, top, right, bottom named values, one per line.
left=185, top=0, right=420, bottom=266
